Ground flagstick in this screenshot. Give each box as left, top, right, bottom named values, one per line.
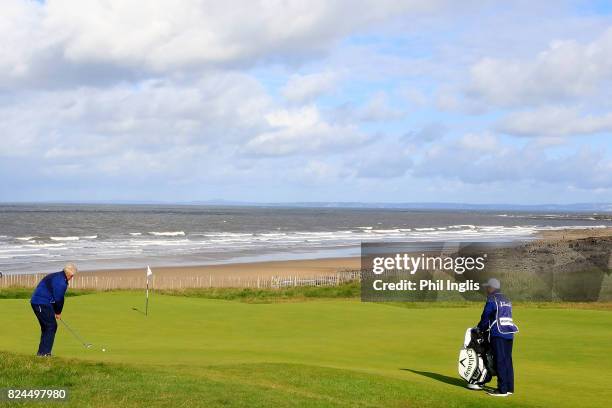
left=145, top=265, right=153, bottom=317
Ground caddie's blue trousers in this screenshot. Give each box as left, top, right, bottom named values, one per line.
left=491, top=336, right=514, bottom=393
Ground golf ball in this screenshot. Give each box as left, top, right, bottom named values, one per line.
left=102, top=348, right=106, bottom=352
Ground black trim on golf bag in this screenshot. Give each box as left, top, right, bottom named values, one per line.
left=458, top=328, right=496, bottom=386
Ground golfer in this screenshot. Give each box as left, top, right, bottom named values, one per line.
left=30, top=263, right=77, bottom=356
left=476, top=278, right=519, bottom=397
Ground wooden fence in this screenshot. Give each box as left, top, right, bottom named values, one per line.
left=0, top=270, right=361, bottom=290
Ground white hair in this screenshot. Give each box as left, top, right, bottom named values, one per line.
left=63, top=262, right=78, bottom=277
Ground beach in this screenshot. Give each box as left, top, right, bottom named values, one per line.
left=79, top=227, right=612, bottom=281
left=3, top=227, right=611, bottom=291
left=85, top=257, right=361, bottom=280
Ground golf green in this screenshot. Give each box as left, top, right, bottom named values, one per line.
left=1, top=292, right=611, bottom=407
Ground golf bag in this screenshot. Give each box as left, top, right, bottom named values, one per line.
left=458, top=327, right=496, bottom=388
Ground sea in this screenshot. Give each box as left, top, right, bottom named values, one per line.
left=0, top=204, right=610, bottom=274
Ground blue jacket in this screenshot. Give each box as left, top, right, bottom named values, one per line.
left=31, top=271, right=69, bottom=314
left=477, top=290, right=518, bottom=340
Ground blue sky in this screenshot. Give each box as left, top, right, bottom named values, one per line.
left=1, top=0, right=611, bottom=204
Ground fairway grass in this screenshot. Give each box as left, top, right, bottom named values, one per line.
left=1, top=292, right=611, bottom=407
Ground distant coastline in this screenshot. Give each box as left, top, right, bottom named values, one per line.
left=1, top=201, right=612, bottom=212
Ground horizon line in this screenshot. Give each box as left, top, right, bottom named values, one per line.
left=0, top=200, right=611, bottom=210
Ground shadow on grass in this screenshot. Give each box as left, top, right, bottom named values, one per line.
left=131, top=307, right=146, bottom=315
left=401, top=369, right=466, bottom=388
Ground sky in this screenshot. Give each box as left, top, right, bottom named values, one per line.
left=1, top=0, right=612, bottom=204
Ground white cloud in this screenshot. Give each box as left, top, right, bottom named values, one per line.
left=413, top=134, right=612, bottom=189
left=458, top=133, right=500, bottom=152
left=0, top=70, right=365, bottom=189
left=404, top=123, right=447, bottom=144
left=302, top=160, right=345, bottom=181
left=244, top=106, right=366, bottom=156
left=0, top=73, right=272, bottom=173
left=354, top=154, right=411, bottom=179
left=281, top=72, right=338, bottom=103
left=497, top=106, right=612, bottom=137
left=0, top=1, right=50, bottom=80
left=467, top=28, right=612, bottom=107
left=356, top=92, right=407, bottom=122
left=331, top=91, right=408, bottom=123
left=0, top=0, right=451, bottom=88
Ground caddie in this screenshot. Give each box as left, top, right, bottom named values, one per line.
left=476, top=278, right=518, bottom=397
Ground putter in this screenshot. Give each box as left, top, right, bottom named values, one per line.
left=58, top=318, right=93, bottom=349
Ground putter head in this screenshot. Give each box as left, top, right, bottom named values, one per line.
left=86, top=344, right=93, bottom=349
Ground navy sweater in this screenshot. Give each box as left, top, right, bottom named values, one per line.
left=31, top=271, right=69, bottom=314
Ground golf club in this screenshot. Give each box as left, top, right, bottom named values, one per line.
left=58, top=318, right=93, bottom=349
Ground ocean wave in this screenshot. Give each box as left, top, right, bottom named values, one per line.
left=537, top=224, right=606, bottom=230
left=25, top=243, right=65, bottom=248
left=448, top=224, right=476, bottom=229
left=17, top=236, right=36, bottom=241
left=50, top=236, right=80, bottom=241
left=372, top=229, right=401, bottom=233
left=148, top=231, right=185, bottom=237
left=0, top=247, right=36, bottom=253
left=129, top=239, right=191, bottom=246
left=196, top=232, right=253, bottom=237
left=496, top=213, right=610, bottom=221
left=295, top=231, right=336, bottom=236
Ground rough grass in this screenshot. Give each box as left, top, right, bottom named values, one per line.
left=157, top=281, right=361, bottom=303
left=0, top=351, right=520, bottom=408
left=0, top=287, right=94, bottom=299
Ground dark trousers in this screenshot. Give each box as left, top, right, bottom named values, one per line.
left=491, top=336, right=514, bottom=393
left=31, top=304, right=57, bottom=356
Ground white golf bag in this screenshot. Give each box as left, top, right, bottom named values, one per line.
left=458, top=328, right=495, bottom=389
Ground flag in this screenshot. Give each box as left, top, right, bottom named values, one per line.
left=145, top=265, right=153, bottom=316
